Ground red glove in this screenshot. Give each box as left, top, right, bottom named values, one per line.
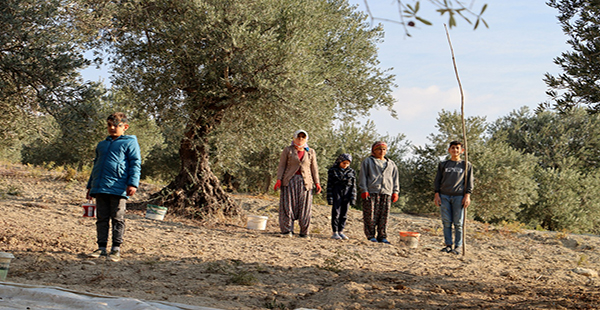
left=274, top=180, right=281, bottom=191
left=392, top=193, right=399, bottom=203
left=315, top=183, right=322, bottom=194
left=361, top=192, right=369, bottom=199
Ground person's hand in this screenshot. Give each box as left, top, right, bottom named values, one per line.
left=361, top=192, right=369, bottom=200
left=86, top=189, right=92, bottom=200
left=315, top=183, right=322, bottom=194
left=274, top=180, right=281, bottom=191
left=126, top=186, right=137, bottom=197
left=434, top=193, right=441, bottom=207
left=391, top=193, right=399, bottom=203
left=462, top=194, right=471, bottom=208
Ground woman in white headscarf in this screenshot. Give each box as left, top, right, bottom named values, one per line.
left=274, top=130, right=321, bottom=238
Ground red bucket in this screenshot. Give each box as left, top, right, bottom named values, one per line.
left=82, top=202, right=96, bottom=217
left=399, top=231, right=420, bottom=238
left=399, top=231, right=420, bottom=248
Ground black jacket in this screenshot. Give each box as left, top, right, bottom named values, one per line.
left=326, top=166, right=357, bottom=206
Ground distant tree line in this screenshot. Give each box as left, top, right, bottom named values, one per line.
left=403, top=107, right=600, bottom=234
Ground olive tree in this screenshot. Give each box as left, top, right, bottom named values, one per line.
left=403, top=109, right=486, bottom=213
left=543, top=0, right=600, bottom=113
left=0, top=0, right=90, bottom=159
left=470, top=141, right=538, bottom=223
left=520, top=167, right=600, bottom=234
left=490, top=106, right=600, bottom=171
left=88, top=0, right=396, bottom=218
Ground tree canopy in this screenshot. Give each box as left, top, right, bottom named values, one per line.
left=0, top=0, right=90, bottom=154
left=490, top=106, right=600, bottom=170
left=0, top=0, right=89, bottom=107
left=85, top=0, right=396, bottom=217
left=543, top=0, right=600, bottom=113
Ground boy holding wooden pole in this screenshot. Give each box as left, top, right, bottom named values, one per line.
left=433, top=141, right=473, bottom=255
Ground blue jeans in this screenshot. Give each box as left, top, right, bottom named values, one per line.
left=440, top=194, right=465, bottom=247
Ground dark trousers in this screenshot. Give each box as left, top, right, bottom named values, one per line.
left=331, top=195, right=350, bottom=233
left=279, top=175, right=312, bottom=235
left=362, top=193, right=390, bottom=241
left=95, top=193, right=126, bottom=248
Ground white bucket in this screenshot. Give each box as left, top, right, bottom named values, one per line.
left=146, top=204, right=168, bottom=220
left=0, top=252, right=15, bottom=281
left=399, top=231, right=421, bottom=248
left=247, top=215, right=268, bottom=230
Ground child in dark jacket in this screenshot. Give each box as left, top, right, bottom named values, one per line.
left=86, top=112, right=142, bottom=262
left=326, top=153, right=357, bottom=240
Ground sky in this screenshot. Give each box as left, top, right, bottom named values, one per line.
left=348, top=0, right=569, bottom=147
left=81, top=1, right=569, bottom=148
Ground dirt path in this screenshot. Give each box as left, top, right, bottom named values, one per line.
left=1, top=163, right=599, bottom=309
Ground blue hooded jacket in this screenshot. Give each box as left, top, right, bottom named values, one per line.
left=87, top=135, right=142, bottom=198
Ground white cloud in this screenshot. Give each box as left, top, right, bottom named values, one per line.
left=361, top=85, right=467, bottom=147
left=365, top=85, right=508, bottom=148
left=392, top=86, right=462, bottom=120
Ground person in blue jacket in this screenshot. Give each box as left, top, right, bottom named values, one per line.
left=86, top=112, right=141, bottom=262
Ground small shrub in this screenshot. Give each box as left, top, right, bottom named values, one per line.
left=26, top=164, right=43, bottom=178
left=3, top=184, right=22, bottom=196
left=43, top=162, right=57, bottom=170
left=577, top=254, right=588, bottom=267
left=229, top=270, right=258, bottom=286
left=320, top=257, right=342, bottom=273
left=205, top=261, right=231, bottom=274
left=555, top=229, right=570, bottom=240
left=498, top=221, right=525, bottom=236
left=63, top=167, right=78, bottom=182
left=318, top=249, right=361, bottom=273
left=264, top=297, right=289, bottom=310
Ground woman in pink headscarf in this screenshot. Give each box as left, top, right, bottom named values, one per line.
left=358, top=141, right=399, bottom=244
left=274, top=130, right=322, bottom=239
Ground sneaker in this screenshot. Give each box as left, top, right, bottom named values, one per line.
left=281, top=232, right=293, bottom=238
left=331, top=232, right=342, bottom=240
left=87, top=249, right=107, bottom=258
left=369, top=237, right=378, bottom=242
left=380, top=238, right=391, bottom=244
left=299, top=234, right=310, bottom=240
left=107, top=250, right=121, bottom=262
left=338, top=233, right=349, bottom=240
left=441, top=246, right=452, bottom=253
left=450, top=248, right=460, bottom=255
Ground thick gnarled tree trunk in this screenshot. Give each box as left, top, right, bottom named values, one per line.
left=148, top=110, right=241, bottom=220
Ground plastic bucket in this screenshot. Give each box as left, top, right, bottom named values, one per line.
left=146, top=204, right=168, bottom=220
left=0, top=252, right=15, bottom=281
left=399, top=231, right=421, bottom=248
left=246, top=215, right=268, bottom=230
left=82, top=202, right=96, bottom=218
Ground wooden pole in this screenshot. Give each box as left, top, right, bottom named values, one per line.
left=444, top=25, right=469, bottom=256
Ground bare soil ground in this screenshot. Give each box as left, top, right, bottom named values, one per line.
left=1, top=162, right=600, bottom=309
